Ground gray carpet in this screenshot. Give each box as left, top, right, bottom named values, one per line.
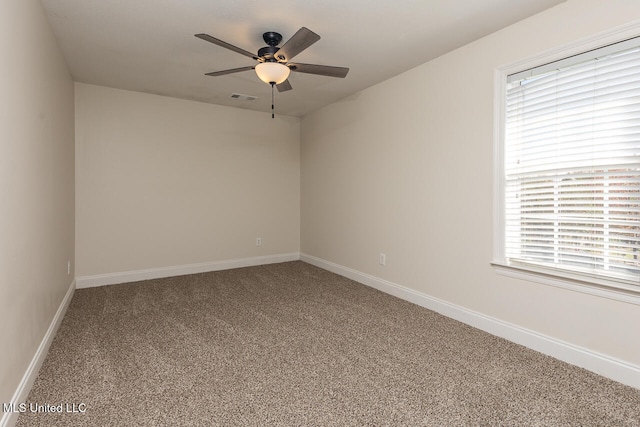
left=15, top=261, right=640, bottom=426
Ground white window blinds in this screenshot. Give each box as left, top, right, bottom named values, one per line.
left=504, top=38, right=640, bottom=287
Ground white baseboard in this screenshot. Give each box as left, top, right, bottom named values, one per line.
left=76, top=253, right=301, bottom=289
left=300, top=253, right=640, bottom=390
left=1, top=279, right=76, bottom=427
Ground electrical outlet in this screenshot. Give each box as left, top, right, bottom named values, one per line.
left=256, top=237, right=262, bottom=247
left=379, top=253, right=386, bottom=266
left=67, top=261, right=71, bottom=275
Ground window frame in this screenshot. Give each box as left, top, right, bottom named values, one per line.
left=492, top=22, right=640, bottom=305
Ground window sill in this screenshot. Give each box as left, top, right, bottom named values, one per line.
left=491, top=262, right=640, bottom=306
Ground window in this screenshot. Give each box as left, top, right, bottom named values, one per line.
left=497, top=36, right=640, bottom=291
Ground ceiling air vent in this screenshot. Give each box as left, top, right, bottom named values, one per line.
left=230, top=93, right=257, bottom=101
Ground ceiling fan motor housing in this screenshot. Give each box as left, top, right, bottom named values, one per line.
left=258, top=45, right=280, bottom=60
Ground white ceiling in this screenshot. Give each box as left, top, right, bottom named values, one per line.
left=41, top=0, right=565, bottom=117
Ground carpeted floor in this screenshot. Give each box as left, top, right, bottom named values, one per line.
left=15, top=261, right=640, bottom=426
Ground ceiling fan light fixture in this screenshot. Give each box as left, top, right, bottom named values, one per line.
left=255, top=62, right=290, bottom=85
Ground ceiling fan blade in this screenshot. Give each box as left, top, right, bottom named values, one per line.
left=288, top=63, right=349, bottom=78
left=275, top=27, right=320, bottom=62
left=276, top=79, right=293, bottom=92
left=205, top=66, right=255, bottom=77
left=195, top=33, right=258, bottom=60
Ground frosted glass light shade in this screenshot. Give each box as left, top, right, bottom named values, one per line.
left=255, top=62, right=290, bottom=85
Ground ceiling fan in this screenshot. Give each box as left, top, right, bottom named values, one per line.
left=195, top=27, right=349, bottom=117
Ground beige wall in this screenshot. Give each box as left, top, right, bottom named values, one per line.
left=75, top=83, right=300, bottom=277
left=301, top=0, right=640, bottom=366
left=0, top=0, right=75, bottom=406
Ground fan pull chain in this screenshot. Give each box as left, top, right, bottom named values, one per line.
left=271, top=83, right=275, bottom=119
